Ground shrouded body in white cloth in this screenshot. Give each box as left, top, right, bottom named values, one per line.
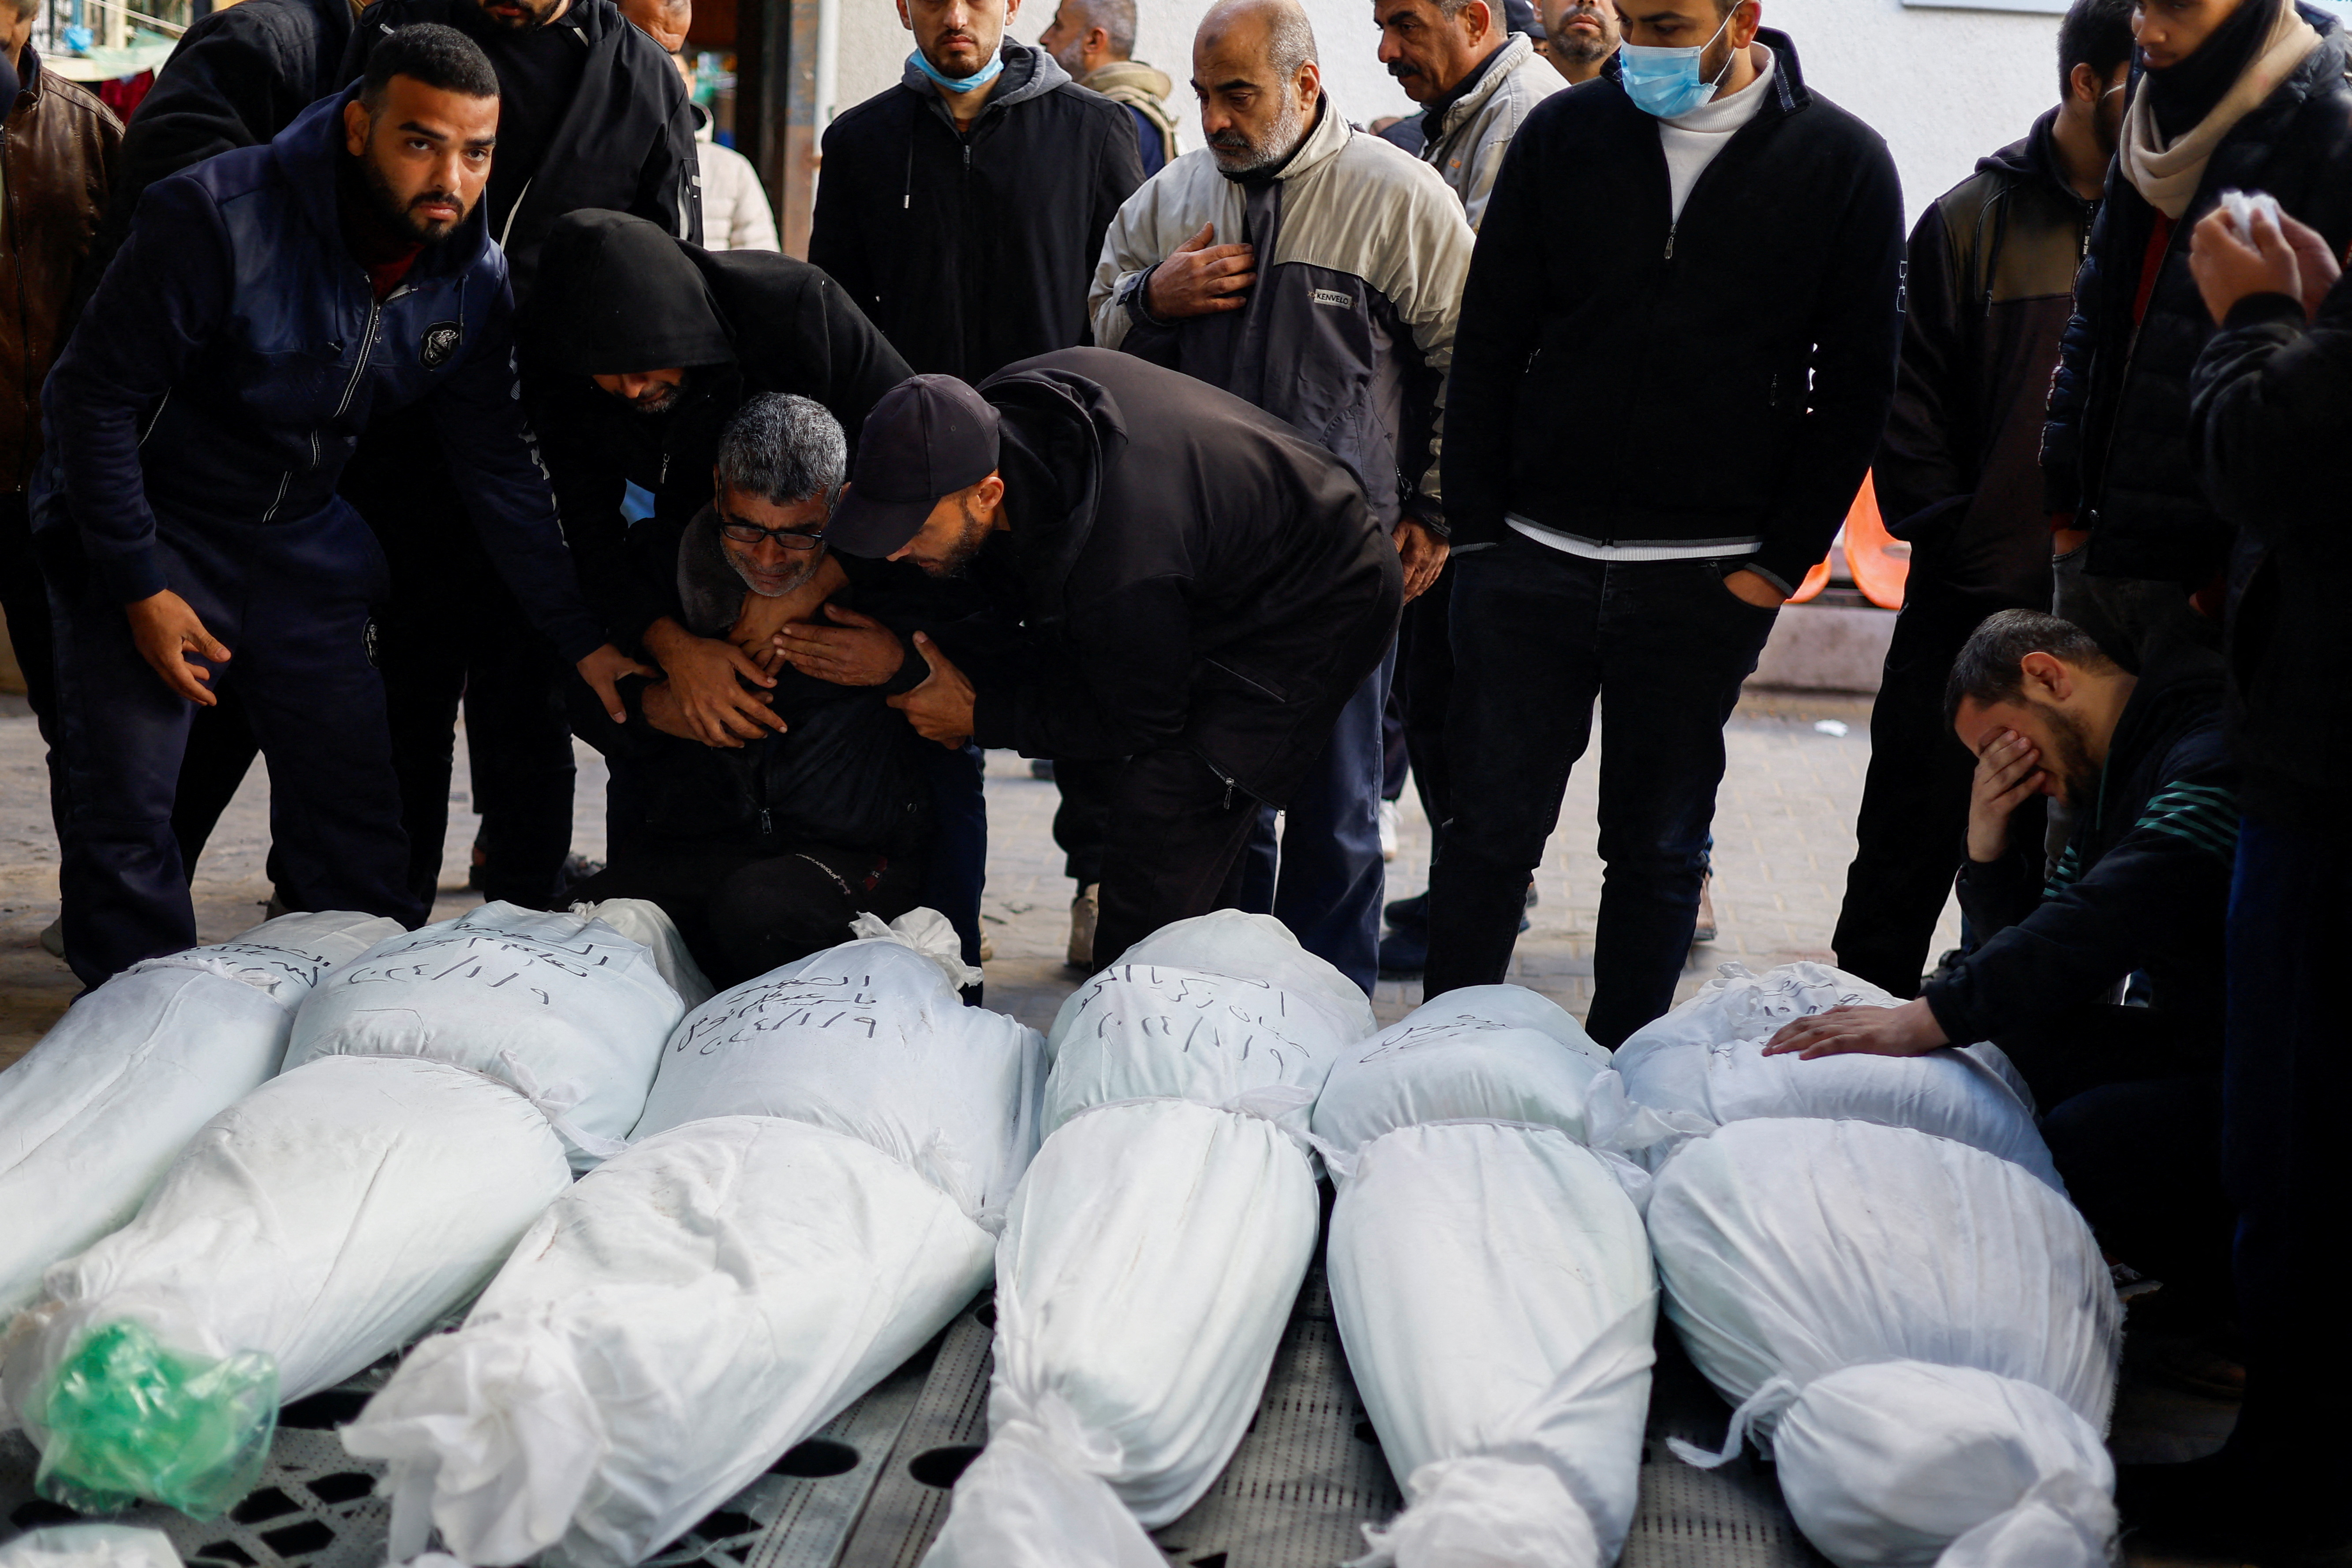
left=0, top=1055, right=571, bottom=1519
left=285, top=902, right=687, bottom=1168
left=339, top=924, right=1044, bottom=1568
left=344, top=1116, right=1002, bottom=1568
left=1313, top=988, right=1653, bottom=1568
left=1647, top=1116, right=2122, bottom=1567
left=1591, top=962, right=2060, bottom=1192
left=0, top=1525, right=183, bottom=1568
left=924, top=913, right=1376, bottom=1568
left=0, top=911, right=402, bottom=1320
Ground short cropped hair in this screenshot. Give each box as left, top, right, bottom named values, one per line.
left=1943, top=610, right=2119, bottom=727
left=2058, top=0, right=2135, bottom=93
left=717, top=393, right=847, bottom=511
left=1268, top=4, right=1317, bottom=75
left=1074, top=0, right=1137, bottom=58
left=361, top=23, right=501, bottom=110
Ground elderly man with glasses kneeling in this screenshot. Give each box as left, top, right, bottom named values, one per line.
left=568, top=392, right=949, bottom=986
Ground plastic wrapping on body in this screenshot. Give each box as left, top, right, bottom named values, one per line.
left=1309, top=985, right=1608, bottom=1160
left=1592, top=962, right=2060, bottom=1192
left=1042, top=911, right=1373, bottom=1136
left=1646, top=1117, right=2120, bottom=1567
left=924, top=1101, right=1320, bottom=1568
left=285, top=902, right=686, bottom=1168
left=0, top=912, right=403, bottom=1320
left=927, top=916, right=1355, bottom=1568
left=0, top=1525, right=184, bottom=1568
left=0, top=1055, right=572, bottom=1517
left=1327, top=1123, right=1654, bottom=1568
left=341, top=1116, right=996, bottom=1568
left=571, top=898, right=715, bottom=1010
left=631, top=936, right=1046, bottom=1220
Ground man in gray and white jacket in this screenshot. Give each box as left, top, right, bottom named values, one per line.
left=1087, top=0, right=1473, bottom=993
left=1378, top=0, right=1562, bottom=228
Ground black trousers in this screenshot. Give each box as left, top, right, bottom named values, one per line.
left=1999, top=1002, right=2230, bottom=1323
left=1090, top=746, right=1263, bottom=969
left=1051, top=755, right=1120, bottom=889
left=1426, top=543, right=1777, bottom=1045
left=1833, top=582, right=2042, bottom=996
left=1395, top=556, right=1454, bottom=842
left=573, top=838, right=924, bottom=990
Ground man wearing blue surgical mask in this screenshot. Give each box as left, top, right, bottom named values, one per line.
left=1428, top=0, right=1904, bottom=1044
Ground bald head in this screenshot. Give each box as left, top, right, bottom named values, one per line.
left=1194, top=0, right=1321, bottom=174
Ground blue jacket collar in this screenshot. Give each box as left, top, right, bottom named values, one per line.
left=270, top=87, right=495, bottom=287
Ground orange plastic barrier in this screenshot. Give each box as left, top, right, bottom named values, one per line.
left=1784, top=472, right=1909, bottom=609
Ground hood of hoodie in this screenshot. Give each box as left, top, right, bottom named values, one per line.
left=1975, top=105, right=2080, bottom=198
left=531, top=209, right=735, bottom=377
left=979, top=363, right=1130, bottom=628
left=898, top=37, right=1070, bottom=113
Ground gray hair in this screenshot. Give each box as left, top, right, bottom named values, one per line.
left=716, top=393, right=846, bottom=510
left=1201, top=0, right=1317, bottom=77
left=1073, top=0, right=1137, bottom=58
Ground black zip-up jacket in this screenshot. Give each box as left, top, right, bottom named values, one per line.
left=1880, top=112, right=2096, bottom=606
left=1924, top=640, right=2236, bottom=1051
left=71, top=0, right=351, bottom=321
left=2041, top=7, right=2352, bottom=588
left=2189, top=280, right=2352, bottom=833
left=924, top=348, right=1402, bottom=805
left=526, top=210, right=911, bottom=645
left=1443, top=31, right=1904, bottom=593
left=342, top=0, right=698, bottom=302
left=808, top=41, right=1142, bottom=380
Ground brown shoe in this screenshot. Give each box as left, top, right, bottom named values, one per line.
left=1692, top=874, right=1718, bottom=944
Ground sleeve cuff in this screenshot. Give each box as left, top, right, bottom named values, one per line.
left=2222, top=291, right=2308, bottom=332
left=1918, top=980, right=1980, bottom=1048
left=95, top=547, right=169, bottom=605
left=876, top=642, right=926, bottom=697
left=551, top=617, right=609, bottom=666
left=1123, top=265, right=1172, bottom=329
left=969, top=684, right=1017, bottom=751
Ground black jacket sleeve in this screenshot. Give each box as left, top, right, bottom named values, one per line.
left=808, top=117, right=878, bottom=326
left=528, top=371, right=646, bottom=643
left=2189, top=286, right=2352, bottom=553
left=785, top=269, right=914, bottom=440
left=2040, top=216, right=2104, bottom=518
left=624, top=23, right=702, bottom=245
left=1441, top=118, right=1544, bottom=549
left=1085, top=105, right=1145, bottom=348
left=75, top=5, right=328, bottom=316
left=1748, top=140, right=1906, bottom=594
left=936, top=576, right=1195, bottom=762
left=1924, top=765, right=2237, bottom=1044
left=1875, top=201, right=1977, bottom=542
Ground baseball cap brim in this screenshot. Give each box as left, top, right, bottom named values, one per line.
left=824, top=486, right=940, bottom=558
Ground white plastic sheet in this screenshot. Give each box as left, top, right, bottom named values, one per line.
left=632, top=936, right=1045, bottom=1220
left=343, top=1115, right=996, bottom=1568
left=572, top=898, right=714, bottom=1010
left=0, top=911, right=402, bottom=1319
left=1310, top=986, right=1608, bottom=1158
left=1593, top=962, right=2060, bottom=1192
left=1326, top=1123, right=1654, bottom=1568
left=0, top=1526, right=183, bottom=1568
left=1, top=1055, right=571, bottom=1511
left=1647, top=1117, right=2121, bottom=1567
left=286, top=902, right=685, bottom=1168
left=925, top=914, right=1362, bottom=1568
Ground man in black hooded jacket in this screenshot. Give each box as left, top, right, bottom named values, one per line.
left=2042, top=0, right=2352, bottom=667
left=822, top=348, right=1401, bottom=964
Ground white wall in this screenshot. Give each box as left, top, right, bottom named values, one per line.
left=828, top=0, right=2069, bottom=227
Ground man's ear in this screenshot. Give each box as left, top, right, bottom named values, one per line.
left=975, top=470, right=1007, bottom=517
left=343, top=97, right=372, bottom=158
left=894, top=0, right=913, bottom=31
left=2067, top=59, right=2100, bottom=108
left=1462, top=0, right=1494, bottom=43
left=1295, top=56, right=1322, bottom=106
left=2018, top=650, right=2074, bottom=702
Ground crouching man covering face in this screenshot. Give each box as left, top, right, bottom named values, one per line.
left=569, top=393, right=936, bottom=985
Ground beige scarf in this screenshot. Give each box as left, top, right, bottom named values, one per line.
left=2119, top=0, right=2322, bottom=218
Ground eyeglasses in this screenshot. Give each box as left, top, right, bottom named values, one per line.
left=719, top=519, right=826, bottom=550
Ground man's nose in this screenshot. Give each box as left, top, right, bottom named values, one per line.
left=1377, top=34, right=1402, bottom=64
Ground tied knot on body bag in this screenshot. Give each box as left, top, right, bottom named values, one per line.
left=495, top=1051, right=627, bottom=1161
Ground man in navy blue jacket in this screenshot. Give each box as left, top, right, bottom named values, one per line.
left=35, top=23, right=641, bottom=988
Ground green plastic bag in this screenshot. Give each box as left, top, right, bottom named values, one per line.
left=28, top=1318, right=278, bottom=1519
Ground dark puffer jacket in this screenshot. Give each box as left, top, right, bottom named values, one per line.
left=808, top=41, right=1142, bottom=380
left=1924, top=640, right=2236, bottom=1052
left=1880, top=111, right=2097, bottom=606
left=2191, top=277, right=2352, bottom=833
left=2041, top=5, right=2352, bottom=587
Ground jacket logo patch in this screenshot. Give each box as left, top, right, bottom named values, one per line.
left=1310, top=288, right=1354, bottom=309
left=419, top=322, right=462, bottom=370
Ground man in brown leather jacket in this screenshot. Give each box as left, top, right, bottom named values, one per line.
left=1, top=0, right=120, bottom=733
left=1831, top=0, right=2132, bottom=998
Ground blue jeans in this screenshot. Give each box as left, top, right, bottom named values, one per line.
left=1425, top=541, right=1776, bottom=1044
left=2218, top=813, right=2351, bottom=1538
left=1239, top=648, right=1393, bottom=995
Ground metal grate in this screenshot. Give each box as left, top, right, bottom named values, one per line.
left=1, top=1275, right=1825, bottom=1568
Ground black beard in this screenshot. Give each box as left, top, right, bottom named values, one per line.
left=360, top=152, right=462, bottom=246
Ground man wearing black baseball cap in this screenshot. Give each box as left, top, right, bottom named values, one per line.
left=794, top=348, right=1403, bottom=965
